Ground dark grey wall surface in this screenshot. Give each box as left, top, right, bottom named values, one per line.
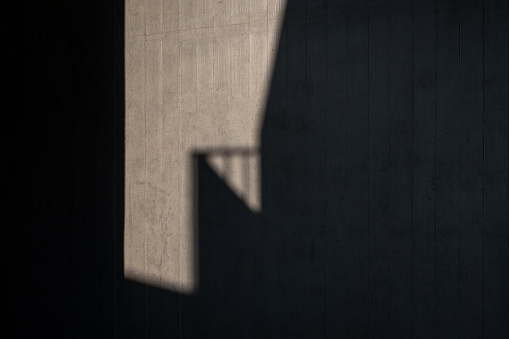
left=16, top=0, right=507, bottom=338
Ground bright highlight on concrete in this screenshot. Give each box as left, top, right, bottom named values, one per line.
left=125, top=0, right=287, bottom=294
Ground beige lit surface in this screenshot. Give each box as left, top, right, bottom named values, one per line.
left=125, top=0, right=287, bottom=294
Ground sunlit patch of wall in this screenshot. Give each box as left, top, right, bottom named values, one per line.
left=125, top=0, right=287, bottom=294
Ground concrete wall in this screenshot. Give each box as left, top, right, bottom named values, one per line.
left=16, top=0, right=508, bottom=338
left=125, top=0, right=287, bottom=293
left=124, top=1, right=509, bottom=337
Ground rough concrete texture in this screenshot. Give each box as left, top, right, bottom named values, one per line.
left=125, top=0, right=287, bottom=293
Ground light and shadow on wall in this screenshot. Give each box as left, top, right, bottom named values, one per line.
left=124, top=0, right=288, bottom=295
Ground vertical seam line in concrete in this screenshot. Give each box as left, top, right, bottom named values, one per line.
left=284, top=3, right=290, bottom=335
left=325, top=1, right=329, bottom=337
left=434, top=2, right=438, bottom=338
left=159, top=27, right=164, bottom=289
left=346, top=0, right=350, bottom=333
left=481, top=1, right=485, bottom=336
left=411, top=1, right=414, bottom=336
left=367, top=4, right=371, bottom=335
left=144, top=2, right=148, bottom=338
left=113, top=0, right=119, bottom=335
left=177, top=3, right=183, bottom=333
left=457, top=11, right=461, bottom=338
left=389, top=1, right=392, bottom=337
left=305, top=1, right=310, bottom=336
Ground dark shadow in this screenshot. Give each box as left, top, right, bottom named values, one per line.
left=117, top=0, right=509, bottom=337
